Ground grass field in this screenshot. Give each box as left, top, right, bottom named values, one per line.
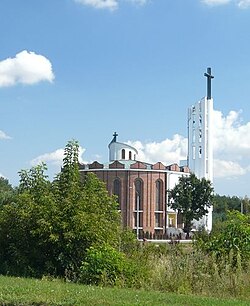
left=0, top=275, right=249, bottom=306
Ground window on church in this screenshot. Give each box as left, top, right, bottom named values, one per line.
left=192, top=146, right=196, bottom=159
left=199, top=146, right=202, bottom=158
left=113, top=178, right=121, bottom=209
left=134, top=179, right=143, bottom=211
left=121, top=149, right=125, bottom=159
left=155, top=180, right=163, bottom=211
left=134, top=212, right=143, bottom=228
left=134, top=179, right=143, bottom=229
left=129, top=151, right=132, bottom=160
left=155, top=213, right=163, bottom=228
left=192, top=118, right=196, bottom=128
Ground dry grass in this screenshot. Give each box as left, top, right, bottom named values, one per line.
left=145, top=247, right=250, bottom=300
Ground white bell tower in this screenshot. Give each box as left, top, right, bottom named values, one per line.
left=188, top=68, right=214, bottom=232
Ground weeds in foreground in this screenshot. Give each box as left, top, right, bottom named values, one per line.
left=136, top=245, right=250, bottom=299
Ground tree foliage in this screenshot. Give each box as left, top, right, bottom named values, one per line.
left=213, top=194, right=250, bottom=226
left=169, top=173, right=213, bottom=235
left=196, top=211, right=250, bottom=265
left=0, top=177, right=15, bottom=207
left=0, top=140, right=121, bottom=279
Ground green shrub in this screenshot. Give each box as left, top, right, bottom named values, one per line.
left=80, top=244, right=127, bottom=286
left=119, top=228, right=139, bottom=256
left=195, top=211, right=250, bottom=266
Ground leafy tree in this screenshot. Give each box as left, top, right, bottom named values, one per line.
left=0, top=177, right=15, bottom=207
left=213, top=194, right=241, bottom=219
left=212, top=194, right=250, bottom=229
left=53, top=140, right=81, bottom=199
left=169, top=173, right=213, bottom=236
left=51, top=140, right=121, bottom=278
left=196, top=211, right=250, bottom=265
left=18, top=163, right=50, bottom=195
left=0, top=164, right=56, bottom=277
left=0, top=177, right=13, bottom=192
left=242, top=196, right=250, bottom=214
left=0, top=140, right=121, bottom=279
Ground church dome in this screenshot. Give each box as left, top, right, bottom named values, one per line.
left=108, top=132, right=138, bottom=162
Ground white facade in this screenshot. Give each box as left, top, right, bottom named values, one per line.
left=109, top=140, right=138, bottom=162
left=188, top=97, right=213, bottom=231
left=188, top=97, right=213, bottom=181
left=166, top=171, right=187, bottom=229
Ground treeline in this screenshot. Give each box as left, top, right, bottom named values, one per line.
left=213, top=194, right=250, bottom=224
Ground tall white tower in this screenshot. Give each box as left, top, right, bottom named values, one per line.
left=188, top=68, right=214, bottom=231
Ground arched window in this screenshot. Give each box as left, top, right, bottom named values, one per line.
left=135, top=179, right=143, bottom=210
left=129, top=151, right=132, bottom=160
left=121, top=149, right=125, bottom=159
left=155, top=180, right=163, bottom=211
left=113, top=178, right=121, bottom=209
left=155, top=179, right=163, bottom=229
left=134, top=179, right=143, bottom=229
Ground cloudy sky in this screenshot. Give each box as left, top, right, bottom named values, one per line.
left=1, top=0, right=250, bottom=197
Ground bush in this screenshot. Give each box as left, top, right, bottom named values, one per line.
left=195, top=211, right=250, bottom=266
left=80, top=244, right=127, bottom=286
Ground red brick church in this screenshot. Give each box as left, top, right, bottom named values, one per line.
left=79, top=133, right=189, bottom=238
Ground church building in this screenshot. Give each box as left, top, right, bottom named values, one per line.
left=79, top=134, right=189, bottom=238
left=79, top=68, right=214, bottom=238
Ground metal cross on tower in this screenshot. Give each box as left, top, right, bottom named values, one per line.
left=204, top=67, right=214, bottom=100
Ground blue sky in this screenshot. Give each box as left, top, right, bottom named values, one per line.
left=1, top=0, right=250, bottom=197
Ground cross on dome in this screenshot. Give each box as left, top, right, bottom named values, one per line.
left=113, top=132, right=118, bottom=142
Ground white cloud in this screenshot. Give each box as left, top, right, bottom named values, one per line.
left=213, top=110, right=250, bottom=160
left=238, top=0, right=250, bottom=8
left=74, top=0, right=148, bottom=10
left=127, top=134, right=188, bottom=166
left=202, top=0, right=231, bottom=5
left=126, top=109, right=250, bottom=179
left=202, top=0, right=250, bottom=8
left=0, top=130, right=11, bottom=140
left=74, top=0, right=118, bottom=10
left=213, top=159, right=247, bottom=178
left=126, top=0, right=148, bottom=4
left=31, top=149, right=65, bottom=167
left=30, top=146, right=86, bottom=167
left=0, top=50, right=55, bottom=87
